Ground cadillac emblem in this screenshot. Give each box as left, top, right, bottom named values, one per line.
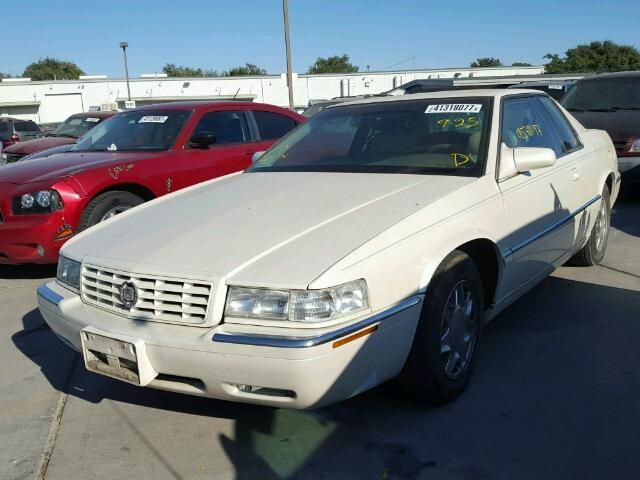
left=119, top=281, right=138, bottom=309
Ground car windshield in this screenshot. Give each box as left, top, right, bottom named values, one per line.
left=561, top=77, right=640, bottom=111
left=73, top=109, right=190, bottom=152
left=52, top=115, right=106, bottom=138
left=250, top=98, right=491, bottom=176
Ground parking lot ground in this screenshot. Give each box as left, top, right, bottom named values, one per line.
left=1, top=188, right=639, bottom=480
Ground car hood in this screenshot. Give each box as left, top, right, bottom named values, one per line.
left=3, top=136, right=75, bottom=155
left=0, top=151, right=161, bottom=185
left=570, top=110, right=640, bottom=144
left=65, top=171, right=475, bottom=289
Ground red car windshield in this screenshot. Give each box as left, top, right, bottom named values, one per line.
left=51, top=115, right=107, bottom=139
left=73, top=110, right=191, bottom=152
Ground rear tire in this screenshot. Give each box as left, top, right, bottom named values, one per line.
left=79, top=191, right=144, bottom=231
left=569, top=185, right=610, bottom=266
left=396, top=250, right=484, bottom=406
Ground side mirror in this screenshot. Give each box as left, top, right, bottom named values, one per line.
left=252, top=151, right=266, bottom=163
left=513, top=147, right=556, bottom=173
left=189, top=131, right=216, bottom=148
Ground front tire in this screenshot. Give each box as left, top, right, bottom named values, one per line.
left=397, top=250, right=484, bottom=405
left=79, top=191, right=145, bottom=231
left=570, top=185, right=610, bottom=266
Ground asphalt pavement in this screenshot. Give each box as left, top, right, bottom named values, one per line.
left=1, top=187, right=638, bottom=480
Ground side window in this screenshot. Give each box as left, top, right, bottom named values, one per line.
left=0, top=122, right=8, bottom=133
left=501, top=97, right=564, bottom=156
left=253, top=110, right=298, bottom=140
left=193, top=111, right=249, bottom=145
left=537, top=96, right=581, bottom=154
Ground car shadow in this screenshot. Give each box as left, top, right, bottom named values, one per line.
left=12, top=275, right=640, bottom=479
left=0, top=264, right=56, bottom=280
left=611, top=183, right=640, bottom=238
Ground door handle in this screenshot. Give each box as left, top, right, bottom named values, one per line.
left=245, top=151, right=257, bottom=156
left=571, top=169, right=581, bottom=181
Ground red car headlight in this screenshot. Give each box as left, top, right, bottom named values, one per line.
left=12, top=189, right=65, bottom=215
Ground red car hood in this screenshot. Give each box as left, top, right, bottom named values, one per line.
left=3, top=136, right=76, bottom=155
left=0, top=151, right=162, bottom=185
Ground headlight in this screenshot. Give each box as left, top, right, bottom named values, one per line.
left=1, top=153, right=7, bottom=163
left=57, top=255, right=81, bottom=291
left=12, top=189, right=64, bottom=214
left=628, top=138, right=640, bottom=153
left=224, top=279, right=369, bottom=323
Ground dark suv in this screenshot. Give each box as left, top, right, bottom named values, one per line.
left=0, top=117, right=42, bottom=148
left=561, top=71, right=640, bottom=174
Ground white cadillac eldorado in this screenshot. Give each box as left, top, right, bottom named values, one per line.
left=38, top=90, right=620, bottom=409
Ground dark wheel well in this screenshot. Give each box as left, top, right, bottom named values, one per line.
left=456, top=239, right=500, bottom=308
left=605, top=173, right=614, bottom=198
left=90, top=183, right=156, bottom=203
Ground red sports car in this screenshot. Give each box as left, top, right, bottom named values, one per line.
left=2, top=112, right=115, bottom=163
left=0, top=101, right=305, bottom=264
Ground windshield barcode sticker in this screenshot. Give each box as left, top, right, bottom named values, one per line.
left=138, top=116, right=169, bottom=123
left=85, top=118, right=100, bottom=123
left=425, top=104, right=482, bottom=113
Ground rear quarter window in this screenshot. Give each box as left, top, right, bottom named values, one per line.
left=253, top=110, right=298, bottom=140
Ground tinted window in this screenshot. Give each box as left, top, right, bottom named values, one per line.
left=251, top=98, right=491, bottom=176
left=538, top=96, right=581, bottom=153
left=15, top=121, right=40, bottom=132
left=561, top=77, right=640, bottom=111
left=193, top=111, right=249, bottom=145
left=53, top=115, right=104, bottom=138
left=0, top=122, right=8, bottom=133
left=74, top=110, right=190, bottom=152
left=253, top=110, right=298, bottom=140
left=501, top=97, right=564, bottom=156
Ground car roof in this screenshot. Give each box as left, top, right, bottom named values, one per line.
left=133, top=101, right=268, bottom=111
left=581, top=70, right=640, bottom=80
left=71, top=111, right=116, bottom=118
left=0, top=117, right=36, bottom=122
left=332, top=88, right=546, bottom=108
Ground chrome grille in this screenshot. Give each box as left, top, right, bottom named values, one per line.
left=81, top=265, right=212, bottom=324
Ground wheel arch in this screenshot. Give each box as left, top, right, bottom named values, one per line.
left=88, top=183, right=157, bottom=204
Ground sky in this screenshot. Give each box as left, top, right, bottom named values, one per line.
left=2, top=0, right=639, bottom=77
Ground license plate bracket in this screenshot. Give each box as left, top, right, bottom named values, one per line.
left=80, top=327, right=157, bottom=386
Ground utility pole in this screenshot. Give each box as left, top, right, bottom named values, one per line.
left=119, top=41, right=132, bottom=101
left=282, top=0, right=294, bottom=110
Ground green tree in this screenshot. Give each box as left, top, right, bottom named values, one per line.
left=470, top=57, right=503, bottom=68
left=223, top=63, right=267, bottom=76
left=544, top=40, right=640, bottom=73
left=511, top=62, right=533, bottom=67
left=23, top=58, right=84, bottom=81
left=307, top=54, right=359, bottom=74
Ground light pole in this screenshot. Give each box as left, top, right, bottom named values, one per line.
left=282, top=0, right=294, bottom=110
left=119, top=41, right=132, bottom=102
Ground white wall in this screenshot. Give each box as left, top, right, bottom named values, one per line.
left=0, top=66, right=545, bottom=124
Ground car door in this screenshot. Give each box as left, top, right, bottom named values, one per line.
left=177, top=108, right=255, bottom=188
left=495, top=95, right=585, bottom=300
left=248, top=108, right=300, bottom=154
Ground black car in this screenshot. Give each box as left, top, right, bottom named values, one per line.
left=508, top=80, right=576, bottom=100
left=561, top=71, right=640, bottom=175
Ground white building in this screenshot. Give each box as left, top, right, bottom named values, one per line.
left=0, top=65, right=546, bottom=124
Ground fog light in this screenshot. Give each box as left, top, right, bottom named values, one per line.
left=36, top=245, right=45, bottom=257
left=236, top=384, right=255, bottom=393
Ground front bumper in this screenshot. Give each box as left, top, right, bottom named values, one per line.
left=38, top=281, right=423, bottom=409
left=0, top=211, right=70, bottom=264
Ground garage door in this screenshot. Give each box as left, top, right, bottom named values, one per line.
left=44, top=93, right=84, bottom=123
